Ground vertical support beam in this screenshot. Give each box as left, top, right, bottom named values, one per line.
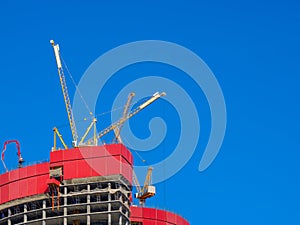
left=108, top=191, right=111, bottom=225
left=87, top=184, right=91, bottom=225
left=42, top=200, right=46, bottom=225
left=64, top=186, right=67, bottom=225
left=7, top=208, right=11, bottom=225
left=119, top=214, right=122, bottom=225
left=24, top=204, right=27, bottom=223
left=108, top=213, right=111, bottom=225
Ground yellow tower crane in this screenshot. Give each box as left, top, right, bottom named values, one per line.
left=113, top=92, right=135, bottom=143
left=132, top=167, right=155, bottom=206
left=87, top=91, right=166, bottom=145
left=50, top=40, right=166, bottom=150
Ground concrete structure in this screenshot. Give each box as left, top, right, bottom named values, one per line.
left=0, top=144, right=189, bottom=225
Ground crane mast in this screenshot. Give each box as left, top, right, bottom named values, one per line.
left=50, top=40, right=78, bottom=147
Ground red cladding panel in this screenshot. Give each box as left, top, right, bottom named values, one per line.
left=9, top=181, right=19, bottom=201
left=37, top=174, right=49, bottom=193
left=143, top=219, right=156, bottom=225
left=144, top=208, right=156, bottom=219
left=27, top=177, right=38, bottom=196
left=19, top=167, right=27, bottom=179
left=89, top=157, right=107, bottom=176
left=157, top=209, right=167, bottom=221
left=0, top=172, right=9, bottom=185
left=1, top=185, right=8, bottom=203
left=166, top=211, right=177, bottom=224
left=130, top=207, right=189, bottom=225
left=63, top=161, right=77, bottom=179
left=9, top=169, right=19, bottom=181
left=19, top=179, right=28, bottom=198
left=131, top=206, right=143, bottom=218
left=76, top=160, right=90, bottom=178
left=157, top=222, right=165, bottom=225
left=27, top=164, right=37, bottom=175
left=50, top=149, right=63, bottom=163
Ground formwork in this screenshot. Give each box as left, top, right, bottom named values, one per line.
left=0, top=144, right=189, bottom=225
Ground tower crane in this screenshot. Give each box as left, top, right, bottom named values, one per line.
left=50, top=40, right=166, bottom=149
left=50, top=40, right=78, bottom=147
left=87, top=91, right=166, bottom=145
left=50, top=40, right=97, bottom=149
left=132, top=167, right=155, bottom=206
left=113, top=92, right=135, bottom=143
left=1, top=140, right=24, bottom=172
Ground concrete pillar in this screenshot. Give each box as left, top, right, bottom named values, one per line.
left=42, top=200, right=46, bottom=219
left=87, top=215, right=90, bottom=225
left=7, top=209, right=11, bottom=225
left=64, top=186, right=67, bottom=225
left=119, top=214, right=122, bottom=225
left=87, top=184, right=91, bottom=225
left=108, top=213, right=111, bottom=225
left=24, top=204, right=27, bottom=223
left=64, top=187, right=68, bottom=205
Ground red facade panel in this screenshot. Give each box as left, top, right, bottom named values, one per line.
left=144, top=208, right=156, bottom=219
left=130, top=207, right=189, bottom=225
left=27, top=164, right=37, bottom=176
left=166, top=211, right=177, bottom=224
left=157, top=209, right=167, bottom=221
left=1, top=185, right=8, bottom=203
left=19, top=179, right=28, bottom=198
left=19, top=167, right=27, bottom=179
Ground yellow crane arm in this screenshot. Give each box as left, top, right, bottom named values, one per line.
left=50, top=40, right=78, bottom=146
left=53, top=127, right=68, bottom=150
left=142, top=166, right=153, bottom=191
left=93, top=91, right=166, bottom=143
left=132, top=167, right=155, bottom=206
left=113, top=92, right=135, bottom=143
left=132, top=170, right=142, bottom=194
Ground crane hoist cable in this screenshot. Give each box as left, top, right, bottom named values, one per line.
left=60, top=55, right=93, bottom=118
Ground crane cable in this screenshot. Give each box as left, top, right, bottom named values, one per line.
left=60, top=55, right=93, bottom=119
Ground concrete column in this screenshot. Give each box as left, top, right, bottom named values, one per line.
left=87, top=184, right=91, bottom=225
left=64, top=186, right=67, bottom=225
left=42, top=200, right=46, bottom=222
left=64, top=187, right=68, bottom=205
left=108, top=213, right=111, bottom=225
left=87, top=215, right=90, bottom=225
left=24, top=204, right=27, bottom=223
left=7, top=209, right=11, bottom=225
left=119, top=214, right=122, bottom=225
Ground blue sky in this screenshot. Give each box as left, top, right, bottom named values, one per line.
left=0, top=1, right=300, bottom=224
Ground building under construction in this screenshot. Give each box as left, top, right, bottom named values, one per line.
left=0, top=41, right=189, bottom=225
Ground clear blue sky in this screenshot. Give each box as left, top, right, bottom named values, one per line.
left=0, top=1, right=299, bottom=224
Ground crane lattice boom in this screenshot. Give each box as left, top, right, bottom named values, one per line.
left=50, top=40, right=78, bottom=146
